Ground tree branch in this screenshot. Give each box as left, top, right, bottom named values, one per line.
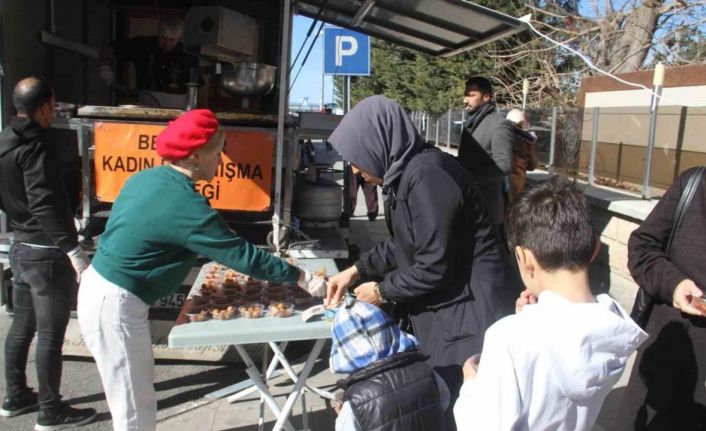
left=607, top=42, right=655, bottom=73
left=524, top=3, right=584, bottom=20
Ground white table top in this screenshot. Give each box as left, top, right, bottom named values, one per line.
left=168, top=258, right=338, bottom=348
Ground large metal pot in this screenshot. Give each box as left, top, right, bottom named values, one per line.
left=293, top=179, right=342, bottom=223
left=219, top=62, right=277, bottom=97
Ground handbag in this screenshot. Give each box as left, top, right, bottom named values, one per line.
left=630, top=166, right=705, bottom=329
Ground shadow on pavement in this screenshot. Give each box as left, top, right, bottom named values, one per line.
left=220, top=408, right=337, bottom=431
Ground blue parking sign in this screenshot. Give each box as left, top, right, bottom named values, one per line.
left=323, top=27, right=370, bottom=76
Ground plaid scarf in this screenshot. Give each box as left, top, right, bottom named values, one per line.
left=330, top=298, right=419, bottom=374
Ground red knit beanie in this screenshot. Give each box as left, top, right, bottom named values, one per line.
left=156, top=109, right=219, bottom=161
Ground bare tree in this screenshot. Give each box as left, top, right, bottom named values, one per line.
left=480, top=0, right=706, bottom=106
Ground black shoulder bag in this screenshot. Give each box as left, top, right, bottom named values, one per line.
left=630, top=166, right=705, bottom=329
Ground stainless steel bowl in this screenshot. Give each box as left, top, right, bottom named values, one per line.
left=219, top=63, right=277, bottom=97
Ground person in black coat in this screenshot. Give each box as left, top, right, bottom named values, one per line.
left=615, top=167, right=706, bottom=430
left=0, top=77, right=95, bottom=427
left=325, top=95, right=518, bottom=429
left=457, top=77, right=514, bottom=229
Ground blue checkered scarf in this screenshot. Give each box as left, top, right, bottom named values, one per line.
left=330, top=299, right=419, bottom=374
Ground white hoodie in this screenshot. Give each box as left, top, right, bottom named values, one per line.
left=454, top=291, right=648, bottom=431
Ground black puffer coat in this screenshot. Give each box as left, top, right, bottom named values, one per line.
left=339, top=352, right=443, bottom=431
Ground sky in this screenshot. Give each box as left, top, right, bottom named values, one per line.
left=287, top=4, right=706, bottom=106
left=289, top=15, right=332, bottom=107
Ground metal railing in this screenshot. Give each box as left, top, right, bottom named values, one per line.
left=410, top=105, right=706, bottom=198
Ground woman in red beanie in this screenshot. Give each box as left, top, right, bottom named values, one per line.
left=76, top=109, right=326, bottom=431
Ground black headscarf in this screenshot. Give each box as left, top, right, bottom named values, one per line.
left=327, top=95, right=425, bottom=192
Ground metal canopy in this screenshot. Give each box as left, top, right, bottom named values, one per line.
left=294, top=0, right=527, bottom=57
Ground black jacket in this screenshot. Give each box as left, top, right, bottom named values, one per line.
left=628, top=167, right=706, bottom=303
left=355, top=148, right=518, bottom=398
left=457, top=104, right=514, bottom=225
left=0, top=117, right=78, bottom=252
left=615, top=167, right=706, bottom=430
left=339, top=352, right=444, bottom=431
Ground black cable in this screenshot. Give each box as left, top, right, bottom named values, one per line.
left=300, top=21, right=326, bottom=70
left=291, top=20, right=319, bottom=72
left=290, top=20, right=325, bottom=90
left=290, top=0, right=329, bottom=72
left=290, top=21, right=317, bottom=72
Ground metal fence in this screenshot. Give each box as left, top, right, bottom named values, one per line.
left=411, top=106, right=706, bottom=198
left=409, top=110, right=466, bottom=151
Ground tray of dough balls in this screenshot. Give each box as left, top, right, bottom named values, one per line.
left=176, top=261, right=328, bottom=325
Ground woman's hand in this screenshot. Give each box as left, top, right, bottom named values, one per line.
left=515, top=290, right=538, bottom=314
left=297, top=269, right=327, bottom=297
left=673, top=279, right=706, bottom=317
left=326, top=266, right=359, bottom=306
left=353, top=282, right=381, bottom=306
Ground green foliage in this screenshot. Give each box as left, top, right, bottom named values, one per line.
left=330, top=0, right=706, bottom=110
left=335, top=38, right=498, bottom=114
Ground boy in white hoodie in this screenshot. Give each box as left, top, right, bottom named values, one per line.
left=454, top=176, right=648, bottom=431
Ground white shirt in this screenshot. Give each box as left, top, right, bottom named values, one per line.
left=454, top=291, right=648, bottom=431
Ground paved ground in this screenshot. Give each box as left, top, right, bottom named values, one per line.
left=0, top=184, right=634, bottom=430
left=0, top=332, right=253, bottom=430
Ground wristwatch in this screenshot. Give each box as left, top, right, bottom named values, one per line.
left=373, top=283, right=388, bottom=304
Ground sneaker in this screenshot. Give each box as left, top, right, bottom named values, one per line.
left=0, top=390, right=39, bottom=417
left=35, top=405, right=96, bottom=431
left=367, top=212, right=378, bottom=222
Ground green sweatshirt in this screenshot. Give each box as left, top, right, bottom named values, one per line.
left=91, top=166, right=300, bottom=305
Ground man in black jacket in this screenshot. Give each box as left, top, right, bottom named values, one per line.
left=0, top=77, right=95, bottom=429
left=457, top=76, right=514, bottom=236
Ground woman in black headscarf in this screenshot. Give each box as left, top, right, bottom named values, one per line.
left=326, top=96, right=517, bottom=426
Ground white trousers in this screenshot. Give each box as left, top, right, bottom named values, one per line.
left=77, top=265, right=156, bottom=431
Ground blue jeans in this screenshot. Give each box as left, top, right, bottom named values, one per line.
left=4, top=243, right=75, bottom=413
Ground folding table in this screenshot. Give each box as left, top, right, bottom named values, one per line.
left=168, top=258, right=337, bottom=431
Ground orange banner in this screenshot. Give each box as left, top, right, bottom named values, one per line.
left=93, top=122, right=273, bottom=211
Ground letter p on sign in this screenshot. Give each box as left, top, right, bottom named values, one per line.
left=335, top=36, right=358, bottom=66
left=324, top=27, right=370, bottom=76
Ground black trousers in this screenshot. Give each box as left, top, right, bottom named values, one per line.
left=4, top=243, right=75, bottom=413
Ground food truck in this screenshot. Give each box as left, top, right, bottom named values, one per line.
left=0, top=0, right=526, bottom=359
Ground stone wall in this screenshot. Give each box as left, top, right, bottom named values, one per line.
left=589, top=206, right=641, bottom=311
